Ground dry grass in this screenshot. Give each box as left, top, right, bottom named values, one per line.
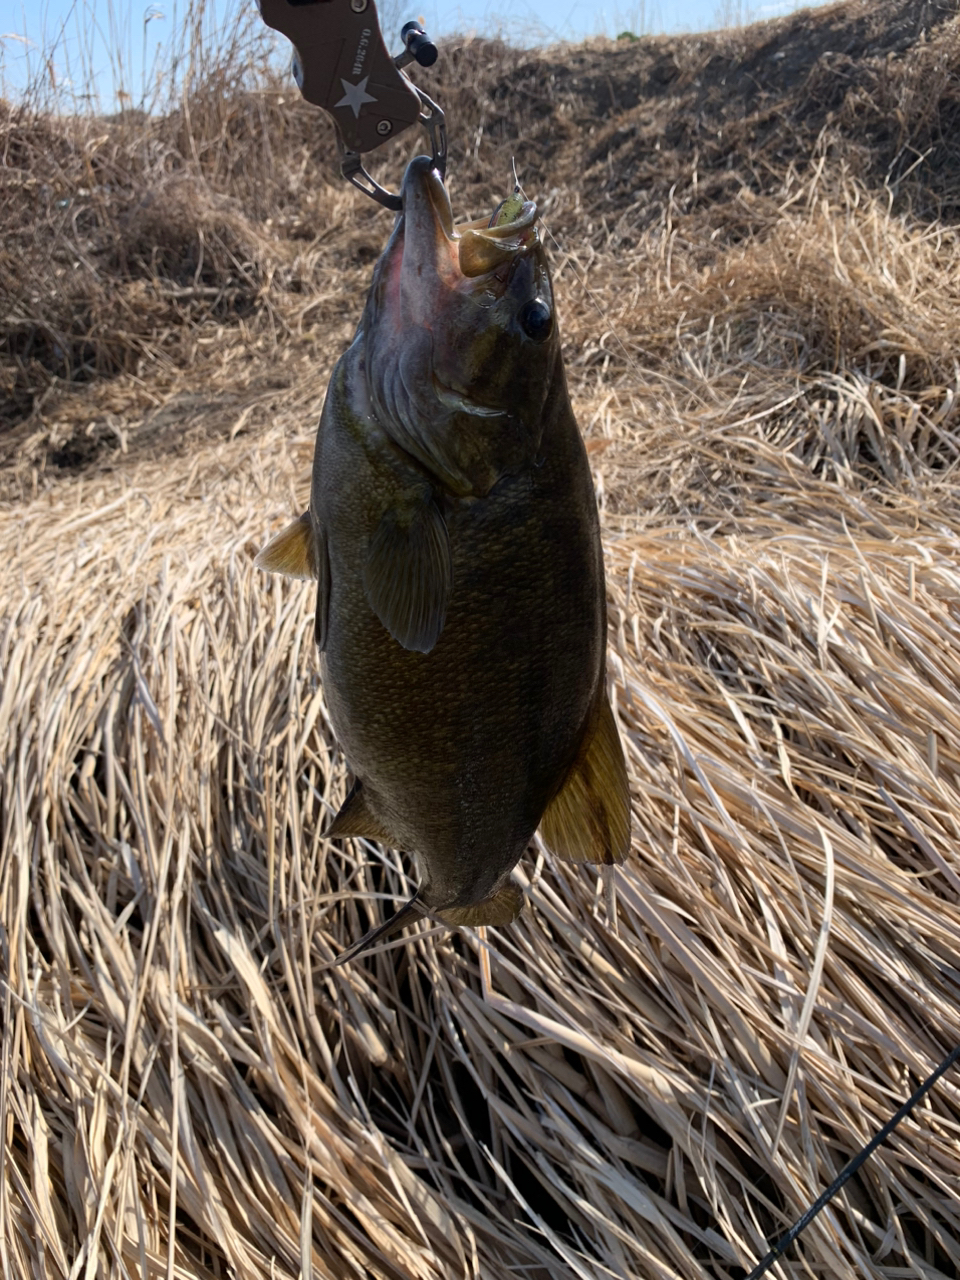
left=4, top=0, right=960, bottom=1275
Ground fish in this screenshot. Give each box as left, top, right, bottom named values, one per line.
left=256, top=155, right=631, bottom=963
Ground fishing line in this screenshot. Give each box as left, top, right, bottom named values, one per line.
left=512, top=163, right=651, bottom=388
left=746, top=1042, right=960, bottom=1278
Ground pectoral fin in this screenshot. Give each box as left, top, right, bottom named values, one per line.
left=255, top=511, right=317, bottom=579
left=363, top=495, right=452, bottom=654
left=436, top=882, right=523, bottom=928
left=325, top=778, right=394, bottom=844
left=255, top=512, right=331, bottom=651
left=332, top=892, right=423, bottom=967
left=540, top=690, right=631, bottom=865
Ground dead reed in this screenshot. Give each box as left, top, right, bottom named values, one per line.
left=3, top=0, right=960, bottom=1275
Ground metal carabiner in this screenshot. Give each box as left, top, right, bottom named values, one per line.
left=257, top=0, right=445, bottom=211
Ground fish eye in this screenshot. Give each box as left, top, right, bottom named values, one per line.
left=518, top=298, right=553, bottom=343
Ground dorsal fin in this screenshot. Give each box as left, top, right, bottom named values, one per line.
left=325, top=778, right=395, bottom=844
left=435, top=881, right=523, bottom=928
left=539, top=688, right=631, bottom=865
left=332, top=892, right=423, bottom=966
left=255, top=511, right=317, bottom=579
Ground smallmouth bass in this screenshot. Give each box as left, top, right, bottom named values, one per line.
left=257, top=157, right=630, bottom=962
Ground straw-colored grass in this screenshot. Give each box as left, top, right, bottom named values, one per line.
left=4, top=0, right=960, bottom=1275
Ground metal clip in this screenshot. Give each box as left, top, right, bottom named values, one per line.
left=257, top=0, right=445, bottom=211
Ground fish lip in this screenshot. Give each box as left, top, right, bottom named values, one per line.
left=400, top=155, right=456, bottom=248
left=399, top=157, right=539, bottom=277
left=424, top=166, right=455, bottom=239
left=460, top=200, right=539, bottom=238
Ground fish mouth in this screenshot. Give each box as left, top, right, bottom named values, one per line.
left=367, top=158, right=553, bottom=498
left=455, top=197, right=539, bottom=278
left=401, top=156, right=456, bottom=240
left=400, top=156, right=540, bottom=281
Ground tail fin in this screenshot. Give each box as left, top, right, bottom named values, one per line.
left=332, top=891, right=423, bottom=966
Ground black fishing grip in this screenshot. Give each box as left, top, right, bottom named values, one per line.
left=256, top=0, right=421, bottom=153
left=257, top=0, right=446, bottom=211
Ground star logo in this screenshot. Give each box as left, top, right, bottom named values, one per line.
left=335, top=76, right=378, bottom=119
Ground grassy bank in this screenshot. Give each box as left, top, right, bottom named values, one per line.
left=3, top=0, right=960, bottom=1275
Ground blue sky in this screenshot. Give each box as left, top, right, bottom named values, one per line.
left=0, top=0, right=815, bottom=104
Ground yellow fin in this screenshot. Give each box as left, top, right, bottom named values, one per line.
left=255, top=512, right=317, bottom=580
left=363, top=495, right=452, bottom=654
left=255, top=512, right=330, bottom=650
left=326, top=779, right=395, bottom=844
left=436, top=882, right=523, bottom=928
left=540, top=690, right=631, bottom=865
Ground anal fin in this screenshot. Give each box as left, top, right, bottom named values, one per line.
left=325, top=778, right=395, bottom=844
left=540, top=689, right=631, bottom=865
left=436, top=882, right=523, bottom=928
left=333, top=882, right=523, bottom=965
